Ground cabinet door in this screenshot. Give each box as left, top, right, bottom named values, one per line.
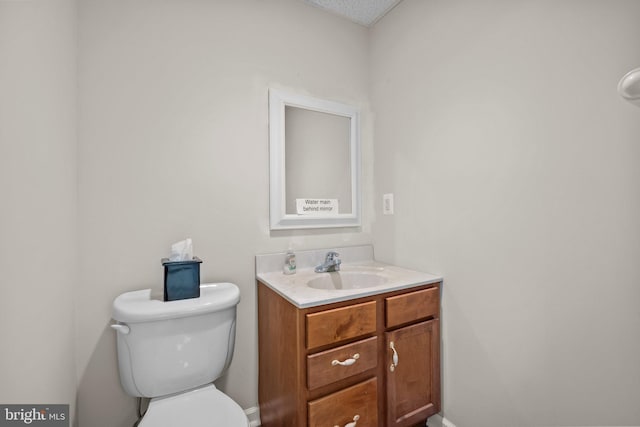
left=385, top=319, right=440, bottom=427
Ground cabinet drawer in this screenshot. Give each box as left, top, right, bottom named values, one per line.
left=307, top=336, right=377, bottom=390
left=306, top=301, right=376, bottom=350
left=308, top=377, right=378, bottom=427
left=386, top=286, right=439, bottom=328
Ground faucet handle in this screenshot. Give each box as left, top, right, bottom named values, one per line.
left=326, top=251, right=340, bottom=260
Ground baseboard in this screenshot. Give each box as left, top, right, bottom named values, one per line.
left=244, top=406, right=261, bottom=427
left=442, top=417, right=457, bottom=427
left=427, top=413, right=457, bottom=427
left=244, top=407, right=457, bottom=427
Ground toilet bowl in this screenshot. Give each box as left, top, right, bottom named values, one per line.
left=112, top=283, right=248, bottom=427
left=138, top=384, right=247, bottom=427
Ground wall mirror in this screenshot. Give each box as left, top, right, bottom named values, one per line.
left=269, top=89, right=361, bottom=230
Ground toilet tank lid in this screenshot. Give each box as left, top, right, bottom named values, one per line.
left=112, top=283, right=240, bottom=323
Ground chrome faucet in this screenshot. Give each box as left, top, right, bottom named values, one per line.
left=315, top=251, right=341, bottom=273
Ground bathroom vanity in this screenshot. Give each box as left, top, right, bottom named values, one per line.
left=256, top=246, right=442, bottom=427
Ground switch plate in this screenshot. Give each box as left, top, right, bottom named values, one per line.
left=383, top=193, right=394, bottom=215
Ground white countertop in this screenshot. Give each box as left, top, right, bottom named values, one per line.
left=256, top=246, right=442, bottom=308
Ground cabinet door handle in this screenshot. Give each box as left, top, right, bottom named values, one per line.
left=331, top=353, right=360, bottom=367
left=389, top=341, right=399, bottom=372
left=334, top=414, right=360, bottom=427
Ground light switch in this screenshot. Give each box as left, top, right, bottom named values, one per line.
left=383, top=193, right=394, bottom=215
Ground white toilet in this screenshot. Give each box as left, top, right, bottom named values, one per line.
left=111, top=282, right=248, bottom=427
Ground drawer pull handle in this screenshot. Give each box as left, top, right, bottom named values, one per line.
left=331, top=353, right=359, bottom=367
left=389, top=341, right=399, bottom=372
left=334, top=414, right=360, bottom=427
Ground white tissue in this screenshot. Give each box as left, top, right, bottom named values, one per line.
left=169, top=238, right=193, bottom=262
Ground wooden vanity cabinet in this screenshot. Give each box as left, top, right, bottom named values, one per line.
left=258, top=281, right=441, bottom=427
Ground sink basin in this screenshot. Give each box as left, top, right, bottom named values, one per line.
left=307, top=271, right=388, bottom=290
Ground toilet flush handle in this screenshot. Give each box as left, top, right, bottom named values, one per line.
left=111, top=323, right=130, bottom=335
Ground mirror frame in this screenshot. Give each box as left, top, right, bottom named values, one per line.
left=269, top=89, right=361, bottom=230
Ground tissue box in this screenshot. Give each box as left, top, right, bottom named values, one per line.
left=161, top=257, right=202, bottom=301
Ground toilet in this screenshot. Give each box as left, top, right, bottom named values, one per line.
left=111, top=282, right=248, bottom=427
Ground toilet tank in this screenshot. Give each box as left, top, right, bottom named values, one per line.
left=112, top=283, right=240, bottom=398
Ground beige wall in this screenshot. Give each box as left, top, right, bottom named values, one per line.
left=0, top=0, right=77, bottom=415
left=371, top=1, right=640, bottom=426
left=76, top=1, right=372, bottom=425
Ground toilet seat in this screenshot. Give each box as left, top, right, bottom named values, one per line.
left=138, top=384, right=248, bottom=427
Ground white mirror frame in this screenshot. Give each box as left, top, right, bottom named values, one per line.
left=269, top=89, right=361, bottom=230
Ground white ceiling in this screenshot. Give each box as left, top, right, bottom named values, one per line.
left=302, top=0, right=403, bottom=27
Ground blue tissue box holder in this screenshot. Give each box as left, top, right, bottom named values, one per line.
left=161, top=257, right=202, bottom=302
